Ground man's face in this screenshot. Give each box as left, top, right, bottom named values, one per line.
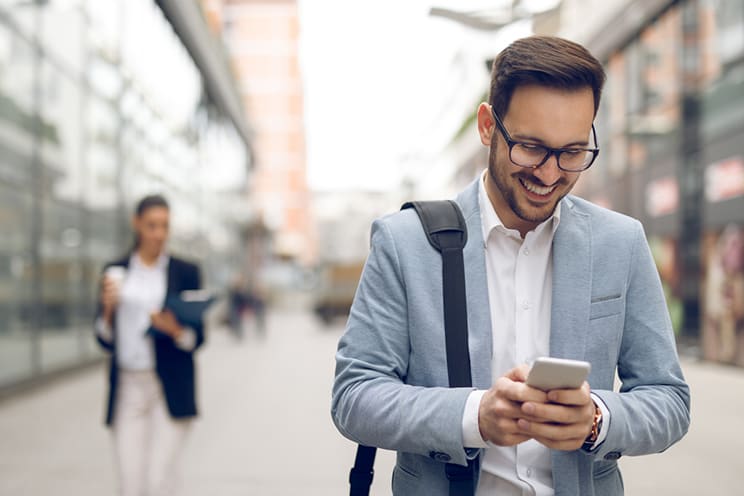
left=479, top=85, right=595, bottom=236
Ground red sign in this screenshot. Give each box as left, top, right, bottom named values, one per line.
left=705, top=156, right=744, bottom=202
left=646, top=177, right=679, bottom=217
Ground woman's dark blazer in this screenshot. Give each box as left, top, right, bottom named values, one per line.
left=95, top=255, right=205, bottom=426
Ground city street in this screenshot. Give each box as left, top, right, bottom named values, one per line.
left=1, top=307, right=742, bottom=495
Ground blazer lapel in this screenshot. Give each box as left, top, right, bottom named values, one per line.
left=549, top=198, right=591, bottom=494
left=550, top=197, right=591, bottom=361
left=456, top=179, right=493, bottom=390
left=166, top=257, right=177, bottom=296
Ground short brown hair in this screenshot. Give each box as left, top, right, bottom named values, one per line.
left=489, top=36, right=606, bottom=119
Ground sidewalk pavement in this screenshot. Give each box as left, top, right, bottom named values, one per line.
left=620, top=355, right=744, bottom=494
left=0, top=308, right=742, bottom=495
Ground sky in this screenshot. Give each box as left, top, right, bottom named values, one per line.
left=297, top=0, right=558, bottom=192
left=297, top=1, right=458, bottom=192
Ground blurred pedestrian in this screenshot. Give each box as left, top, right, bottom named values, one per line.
left=228, top=276, right=247, bottom=339
left=332, top=36, right=690, bottom=495
left=246, top=286, right=267, bottom=336
left=703, top=224, right=744, bottom=364
left=95, top=194, right=205, bottom=496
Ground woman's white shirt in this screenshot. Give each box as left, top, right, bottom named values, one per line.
left=96, top=253, right=197, bottom=369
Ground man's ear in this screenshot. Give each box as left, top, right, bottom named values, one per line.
left=476, top=102, right=495, bottom=146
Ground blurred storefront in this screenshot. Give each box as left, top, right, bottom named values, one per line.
left=205, top=0, right=316, bottom=268
left=558, top=0, right=744, bottom=364
left=0, top=0, right=253, bottom=391
left=443, top=0, right=743, bottom=365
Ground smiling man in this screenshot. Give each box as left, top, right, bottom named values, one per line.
left=332, top=36, right=690, bottom=496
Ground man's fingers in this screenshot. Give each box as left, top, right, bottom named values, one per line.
left=478, top=366, right=569, bottom=447
left=479, top=385, right=537, bottom=446
left=546, top=382, right=591, bottom=406
left=517, top=418, right=590, bottom=443
left=516, top=398, right=595, bottom=450
left=521, top=401, right=589, bottom=424
left=482, top=392, right=524, bottom=419
left=496, top=377, right=548, bottom=404
left=480, top=414, right=533, bottom=446
left=505, top=364, right=531, bottom=383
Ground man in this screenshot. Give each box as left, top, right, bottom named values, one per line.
left=332, top=36, right=690, bottom=495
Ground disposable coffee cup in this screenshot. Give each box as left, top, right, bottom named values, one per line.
left=104, top=266, right=127, bottom=290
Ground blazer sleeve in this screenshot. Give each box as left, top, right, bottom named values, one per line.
left=331, top=218, right=474, bottom=467
left=184, top=261, right=206, bottom=352
left=590, top=221, right=691, bottom=459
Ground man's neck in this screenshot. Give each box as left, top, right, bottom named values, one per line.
left=483, top=175, right=536, bottom=238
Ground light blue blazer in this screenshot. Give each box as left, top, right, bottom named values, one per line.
left=332, top=178, right=690, bottom=495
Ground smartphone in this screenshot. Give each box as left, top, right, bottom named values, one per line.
left=526, top=357, right=591, bottom=391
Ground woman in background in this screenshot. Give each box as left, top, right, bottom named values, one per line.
left=95, top=194, right=205, bottom=496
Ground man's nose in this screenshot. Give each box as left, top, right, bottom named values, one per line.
left=532, top=153, right=562, bottom=185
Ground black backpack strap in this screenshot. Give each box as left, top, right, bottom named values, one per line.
left=402, top=200, right=471, bottom=388
left=348, top=200, right=476, bottom=496
left=349, top=445, right=376, bottom=496
left=402, top=201, right=476, bottom=496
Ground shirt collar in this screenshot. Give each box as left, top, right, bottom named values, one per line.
left=478, top=169, right=561, bottom=241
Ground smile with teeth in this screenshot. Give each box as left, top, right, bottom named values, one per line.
left=519, top=178, right=557, bottom=196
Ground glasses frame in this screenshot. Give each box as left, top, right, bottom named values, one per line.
left=490, top=107, right=600, bottom=172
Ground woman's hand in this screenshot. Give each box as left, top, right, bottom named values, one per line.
left=100, top=277, right=119, bottom=324
left=150, top=310, right=183, bottom=340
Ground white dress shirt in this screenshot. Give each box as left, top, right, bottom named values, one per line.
left=460, top=171, right=608, bottom=495
left=96, top=253, right=196, bottom=370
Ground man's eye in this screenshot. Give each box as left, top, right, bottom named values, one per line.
left=562, top=149, right=582, bottom=156
left=520, top=144, right=544, bottom=152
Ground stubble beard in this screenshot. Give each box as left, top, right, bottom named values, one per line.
left=487, top=142, right=570, bottom=225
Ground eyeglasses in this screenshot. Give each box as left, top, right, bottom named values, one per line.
left=491, top=107, right=600, bottom=172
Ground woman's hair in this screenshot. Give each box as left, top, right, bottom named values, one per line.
left=489, top=36, right=606, bottom=120
left=135, top=194, right=169, bottom=217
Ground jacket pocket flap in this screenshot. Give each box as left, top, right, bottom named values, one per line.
left=590, top=294, right=623, bottom=320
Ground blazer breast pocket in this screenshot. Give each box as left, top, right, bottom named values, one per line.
left=589, top=294, right=624, bottom=320
left=586, top=295, right=624, bottom=386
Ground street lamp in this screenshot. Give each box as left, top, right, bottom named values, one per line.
left=429, top=6, right=516, bottom=31
left=429, top=0, right=561, bottom=31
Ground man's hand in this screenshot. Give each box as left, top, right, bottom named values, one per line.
left=517, top=383, right=596, bottom=451
left=478, top=365, right=549, bottom=446
left=150, top=310, right=183, bottom=340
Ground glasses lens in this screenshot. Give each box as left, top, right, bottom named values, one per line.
left=509, top=144, right=596, bottom=171
left=558, top=150, right=594, bottom=171
left=510, top=144, right=549, bottom=167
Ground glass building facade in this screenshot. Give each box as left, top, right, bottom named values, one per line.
left=0, top=0, right=251, bottom=389
left=575, top=0, right=744, bottom=364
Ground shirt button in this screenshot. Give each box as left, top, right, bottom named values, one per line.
left=523, top=247, right=530, bottom=256
left=522, top=300, right=530, bottom=310
left=526, top=467, right=533, bottom=477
